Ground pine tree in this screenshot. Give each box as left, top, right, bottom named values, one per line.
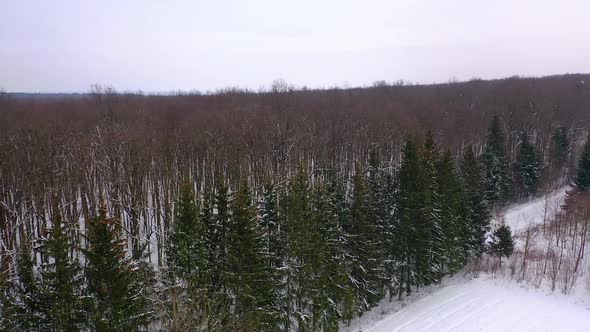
left=573, top=132, right=590, bottom=192
left=489, top=225, right=514, bottom=266
left=460, top=146, right=491, bottom=258
left=226, top=181, right=277, bottom=331
left=83, top=206, right=152, bottom=331
left=514, top=131, right=542, bottom=197
left=483, top=115, right=511, bottom=204
left=37, top=200, right=85, bottom=331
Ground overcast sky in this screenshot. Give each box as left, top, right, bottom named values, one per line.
left=1, top=0, right=589, bottom=92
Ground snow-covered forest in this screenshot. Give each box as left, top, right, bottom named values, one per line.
left=1, top=75, right=590, bottom=331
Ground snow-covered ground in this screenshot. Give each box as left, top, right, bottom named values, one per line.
left=499, top=187, right=568, bottom=235
left=353, top=276, right=590, bottom=332
left=345, top=187, right=590, bottom=332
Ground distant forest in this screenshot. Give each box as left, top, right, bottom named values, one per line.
left=1, top=74, right=590, bottom=331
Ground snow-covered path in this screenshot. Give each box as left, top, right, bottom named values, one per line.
left=364, top=277, right=590, bottom=332
left=500, top=186, right=568, bottom=235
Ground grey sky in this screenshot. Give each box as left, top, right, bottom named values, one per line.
left=1, top=0, right=589, bottom=92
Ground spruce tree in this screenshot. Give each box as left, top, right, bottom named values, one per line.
left=394, top=137, right=422, bottom=299
left=259, top=184, right=288, bottom=330
left=420, top=132, right=442, bottom=284
left=226, top=181, right=277, bottom=331
left=460, top=146, right=491, bottom=258
left=0, top=262, right=15, bottom=332
left=83, top=207, right=152, bottom=331
left=573, top=132, right=590, bottom=192
left=514, top=131, right=542, bottom=197
left=552, top=126, right=569, bottom=165
left=366, top=151, right=388, bottom=290
left=436, top=151, right=467, bottom=274
left=483, top=115, right=511, bottom=204
left=213, top=183, right=230, bottom=292
left=13, top=239, right=45, bottom=331
left=283, top=167, right=313, bottom=329
left=309, top=179, right=350, bottom=331
left=37, top=200, right=85, bottom=331
left=382, top=170, right=399, bottom=302
left=325, top=170, right=355, bottom=325
left=167, top=183, right=206, bottom=279
left=489, top=225, right=514, bottom=266
left=346, top=166, right=385, bottom=311
left=165, top=183, right=207, bottom=329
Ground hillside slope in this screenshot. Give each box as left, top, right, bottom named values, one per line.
left=345, top=187, right=590, bottom=332
left=359, top=276, right=590, bottom=332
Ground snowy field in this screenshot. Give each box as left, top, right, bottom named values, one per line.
left=350, top=275, right=590, bottom=332
left=345, top=187, right=590, bottom=332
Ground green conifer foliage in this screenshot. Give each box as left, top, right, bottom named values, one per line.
left=573, top=132, right=590, bottom=192
left=460, top=146, right=491, bottom=258
left=37, top=200, right=85, bottom=331
left=483, top=116, right=512, bottom=204
left=83, top=207, right=152, bottom=331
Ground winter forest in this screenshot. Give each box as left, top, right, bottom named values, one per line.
left=1, top=74, right=590, bottom=331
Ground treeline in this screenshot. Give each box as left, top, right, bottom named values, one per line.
left=0, top=74, right=588, bottom=330
left=0, top=114, right=571, bottom=330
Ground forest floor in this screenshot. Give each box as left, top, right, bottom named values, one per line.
left=344, top=187, right=590, bottom=332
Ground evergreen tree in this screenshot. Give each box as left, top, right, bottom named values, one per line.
left=13, top=239, right=45, bottom=331
left=325, top=170, right=356, bottom=325
left=514, top=131, right=542, bottom=197
left=226, top=181, right=276, bottom=331
left=346, top=166, right=385, bottom=311
left=483, top=115, right=511, bottom=204
left=259, top=184, right=288, bottom=329
left=460, top=146, right=491, bottom=258
left=366, top=151, right=388, bottom=290
left=420, top=132, right=442, bottom=284
left=552, top=126, right=569, bottom=165
left=83, top=207, right=152, bottom=331
left=167, top=183, right=206, bottom=279
left=165, top=183, right=207, bottom=329
left=382, top=170, right=399, bottom=302
left=394, top=137, right=422, bottom=299
left=0, top=262, right=15, bottom=332
left=283, top=167, right=314, bottom=329
left=213, top=183, right=230, bottom=292
left=573, top=132, right=590, bottom=192
left=308, top=178, right=351, bottom=331
left=201, top=188, right=229, bottom=330
left=489, top=225, right=514, bottom=266
left=436, top=151, right=467, bottom=274
left=37, top=200, right=85, bottom=331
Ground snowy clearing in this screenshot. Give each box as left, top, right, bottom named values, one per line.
left=352, top=276, right=590, bottom=332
